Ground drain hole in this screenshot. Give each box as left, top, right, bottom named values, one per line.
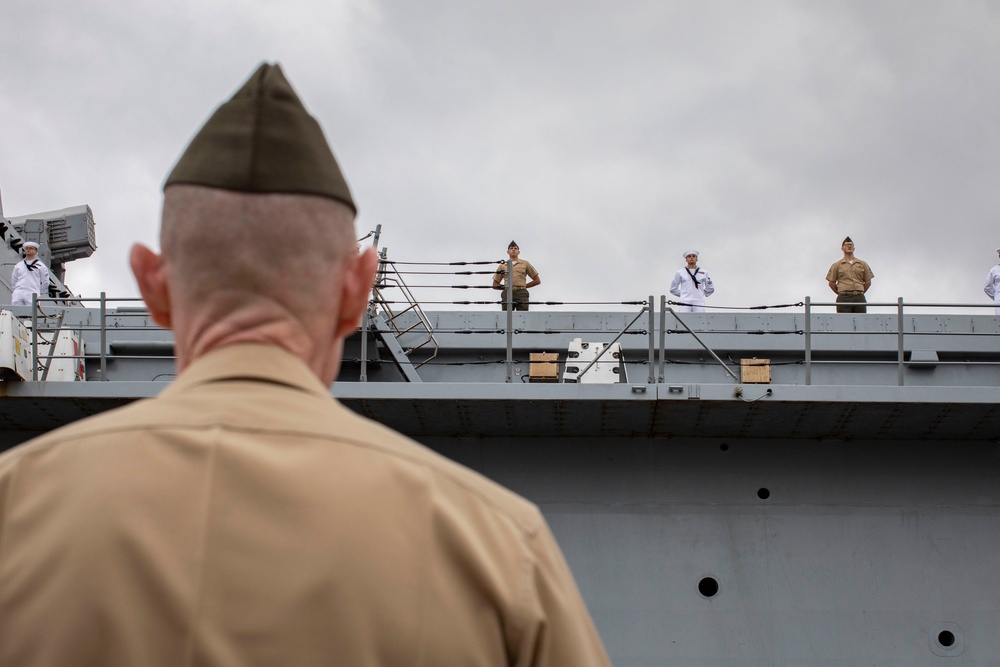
left=757, top=487, right=770, bottom=500
left=938, top=630, right=955, bottom=647
left=720, top=443, right=729, bottom=451
left=698, top=577, right=719, bottom=598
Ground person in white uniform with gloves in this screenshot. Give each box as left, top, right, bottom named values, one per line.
left=10, top=241, right=51, bottom=306
left=669, top=250, right=715, bottom=313
left=983, top=247, right=1000, bottom=315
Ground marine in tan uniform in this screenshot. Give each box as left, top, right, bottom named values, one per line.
left=0, top=64, right=610, bottom=667
left=826, top=236, right=875, bottom=313
left=492, top=240, right=540, bottom=311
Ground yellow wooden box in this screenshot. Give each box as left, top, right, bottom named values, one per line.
left=529, top=352, right=560, bottom=382
left=740, top=358, right=771, bottom=384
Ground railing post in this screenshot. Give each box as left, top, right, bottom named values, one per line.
left=647, top=295, right=654, bottom=384
left=897, top=297, right=905, bottom=387
left=359, top=232, right=383, bottom=384
left=100, top=292, right=107, bottom=381
left=505, top=259, right=513, bottom=383
left=659, top=295, right=666, bottom=383
left=31, top=293, right=38, bottom=381
left=804, top=296, right=811, bottom=386
left=360, top=306, right=369, bottom=383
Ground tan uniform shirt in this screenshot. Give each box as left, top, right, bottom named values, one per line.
left=0, top=344, right=609, bottom=667
left=493, top=259, right=538, bottom=289
left=826, top=257, right=874, bottom=293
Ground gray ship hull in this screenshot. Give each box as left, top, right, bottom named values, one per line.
left=2, top=305, right=999, bottom=664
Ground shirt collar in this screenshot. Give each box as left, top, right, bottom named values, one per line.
left=162, top=343, right=331, bottom=399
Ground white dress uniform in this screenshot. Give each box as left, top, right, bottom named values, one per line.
left=10, top=257, right=51, bottom=306
left=669, top=251, right=715, bottom=313
left=984, top=262, right=1000, bottom=315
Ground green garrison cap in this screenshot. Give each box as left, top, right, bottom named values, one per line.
left=164, top=63, right=356, bottom=213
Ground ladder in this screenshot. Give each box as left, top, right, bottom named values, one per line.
left=365, top=248, right=439, bottom=382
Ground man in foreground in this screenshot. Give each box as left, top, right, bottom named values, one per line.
left=0, top=63, right=610, bottom=667
left=826, top=236, right=874, bottom=313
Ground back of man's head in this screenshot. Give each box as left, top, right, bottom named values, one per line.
left=159, top=186, right=356, bottom=321
left=131, top=63, right=377, bottom=379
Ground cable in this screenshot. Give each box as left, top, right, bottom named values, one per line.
left=667, top=300, right=805, bottom=310
left=344, top=357, right=639, bottom=368
left=385, top=270, right=498, bottom=276
left=382, top=260, right=503, bottom=266
left=726, top=354, right=804, bottom=367
left=374, top=298, right=648, bottom=306
left=665, top=329, right=804, bottom=335
left=378, top=284, right=498, bottom=289
left=734, top=387, right=773, bottom=402
left=374, top=328, right=647, bottom=335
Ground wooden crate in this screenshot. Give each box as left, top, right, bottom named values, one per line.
left=529, top=352, right=560, bottom=382
left=740, top=358, right=771, bottom=384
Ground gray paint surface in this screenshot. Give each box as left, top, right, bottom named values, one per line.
left=432, top=435, right=1000, bottom=665
left=2, top=306, right=1000, bottom=664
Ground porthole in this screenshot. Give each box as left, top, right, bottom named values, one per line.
left=929, top=622, right=964, bottom=657
left=698, top=577, right=719, bottom=598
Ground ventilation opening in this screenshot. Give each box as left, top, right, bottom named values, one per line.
left=929, top=622, right=963, bottom=657
left=698, top=577, right=719, bottom=598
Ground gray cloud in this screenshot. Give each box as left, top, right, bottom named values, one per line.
left=2, top=0, right=998, bottom=313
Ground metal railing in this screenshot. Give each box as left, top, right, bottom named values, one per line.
left=802, top=297, right=1000, bottom=386
left=24, top=293, right=167, bottom=381
left=361, top=238, right=440, bottom=382
left=6, top=293, right=999, bottom=385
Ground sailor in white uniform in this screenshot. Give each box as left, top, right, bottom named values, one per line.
left=669, top=250, right=715, bottom=313
left=984, top=247, right=1000, bottom=315
left=10, top=241, right=51, bottom=306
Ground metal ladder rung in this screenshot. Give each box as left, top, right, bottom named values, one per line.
left=385, top=304, right=418, bottom=323
left=404, top=339, right=433, bottom=354
left=397, top=322, right=423, bottom=336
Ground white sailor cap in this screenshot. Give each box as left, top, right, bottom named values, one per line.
left=22, top=241, right=39, bottom=249
left=682, top=250, right=699, bottom=258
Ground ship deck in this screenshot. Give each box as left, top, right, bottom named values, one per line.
left=3, top=304, right=999, bottom=445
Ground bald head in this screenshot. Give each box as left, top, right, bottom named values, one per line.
left=132, top=185, right=377, bottom=381
left=160, top=185, right=356, bottom=311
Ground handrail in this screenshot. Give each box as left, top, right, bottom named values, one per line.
left=663, top=306, right=740, bottom=382
left=359, top=224, right=381, bottom=382
left=367, top=246, right=440, bottom=380
left=647, top=294, right=655, bottom=384
left=505, top=259, right=513, bottom=383
left=802, top=297, right=999, bottom=386
left=23, top=294, right=165, bottom=381
left=574, top=302, right=650, bottom=381
left=9, top=293, right=1000, bottom=385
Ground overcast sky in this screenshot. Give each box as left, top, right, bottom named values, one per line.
left=3, top=0, right=999, bottom=315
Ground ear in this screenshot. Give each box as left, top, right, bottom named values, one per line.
left=130, top=243, right=173, bottom=329
left=334, top=247, right=379, bottom=339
